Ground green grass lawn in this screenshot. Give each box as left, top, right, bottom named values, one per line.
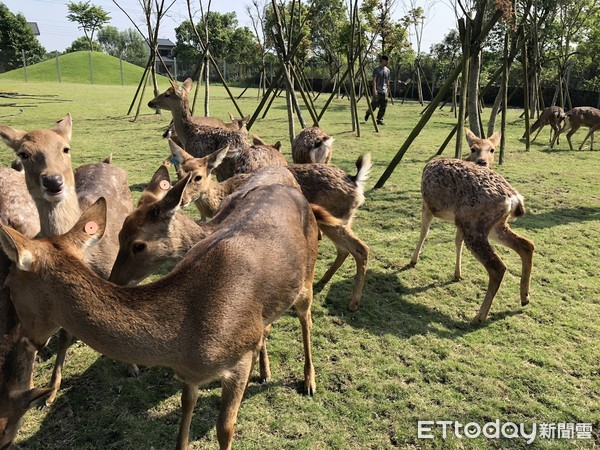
left=0, top=79, right=598, bottom=449
left=0, top=52, right=160, bottom=85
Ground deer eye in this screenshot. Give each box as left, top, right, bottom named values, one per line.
left=490, top=148, right=495, bottom=153
left=63, top=147, right=70, bottom=154
left=194, top=175, right=202, bottom=182
left=164, top=93, right=170, bottom=98
left=132, top=242, right=147, bottom=254
left=17, top=152, right=30, bottom=160
left=470, top=147, right=476, bottom=153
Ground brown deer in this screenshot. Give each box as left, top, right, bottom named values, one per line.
left=0, top=114, right=133, bottom=406
left=167, top=140, right=372, bottom=311
left=0, top=166, right=46, bottom=449
left=557, top=106, right=600, bottom=151
left=292, top=126, right=334, bottom=164
left=149, top=79, right=286, bottom=181
left=0, top=176, right=320, bottom=449
left=524, top=105, right=566, bottom=147
left=410, top=158, right=534, bottom=325
left=463, top=129, right=500, bottom=167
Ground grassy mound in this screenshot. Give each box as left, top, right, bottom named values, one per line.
left=0, top=51, right=161, bottom=85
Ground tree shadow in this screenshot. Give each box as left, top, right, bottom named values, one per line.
left=15, top=352, right=294, bottom=449
left=316, top=269, right=523, bottom=341
left=518, top=206, right=600, bottom=229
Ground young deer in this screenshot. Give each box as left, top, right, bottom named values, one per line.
left=410, top=158, right=534, bottom=325
left=168, top=140, right=372, bottom=311
left=292, top=126, right=334, bottom=164
left=1, top=178, right=320, bottom=449
left=463, top=129, right=500, bottom=167
left=525, top=105, right=566, bottom=147
left=0, top=114, right=133, bottom=405
left=557, top=106, right=600, bottom=151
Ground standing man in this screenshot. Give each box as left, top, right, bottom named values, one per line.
left=365, top=54, right=391, bottom=125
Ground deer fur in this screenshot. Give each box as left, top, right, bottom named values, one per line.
left=557, top=106, right=600, bottom=151
left=463, top=129, right=500, bottom=167
left=167, top=140, right=372, bottom=310
left=410, top=158, right=534, bottom=325
left=1, top=177, right=320, bottom=449
left=148, top=79, right=287, bottom=181
left=525, top=105, right=565, bottom=147
left=0, top=114, right=133, bottom=415
left=0, top=167, right=45, bottom=448
left=292, top=126, right=334, bottom=164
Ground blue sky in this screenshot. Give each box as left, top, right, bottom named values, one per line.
left=3, top=0, right=456, bottom=53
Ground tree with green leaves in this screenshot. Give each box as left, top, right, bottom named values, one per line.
left=97, top=26, right=149, bottom=66
left=66, top=1, right=110, bottom=52
left=65, top=36, right=102, bottom=53
left=0, top=3, right=46, bottom=72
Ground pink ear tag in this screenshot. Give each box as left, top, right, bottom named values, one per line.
left=85, top=221, right=99, bottom=235
left=160, top=180, right=170, bottom=190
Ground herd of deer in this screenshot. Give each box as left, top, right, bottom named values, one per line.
left=3, top=77, right=576, bottom=449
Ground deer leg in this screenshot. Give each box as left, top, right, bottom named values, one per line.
left=578, top=127, right=595, bottom=151
left=127, top=363, right=140, bottom=377
left=217, top=352, right=254, bottom=450
left=294, top=288, right=316, bottom=396
left=490, top=223, right=534, bottom=306
left=410, top=204, right=434, bottom=265
left=315, top=246, right=349, bottom=289
left=176, top=382, right=199, bottom=450
left=318, top=224, right=369, bottom=311
left=454, top=227, right=464, bottom=281
left=566, top=127, right=578, bottom=151
left=531, top=125, right=543, bottom=143
left=45, top=328, right=72, bottom=405
left=259, top=324, right=271, bottom=383
left=462, top=231, right=506, bottom=325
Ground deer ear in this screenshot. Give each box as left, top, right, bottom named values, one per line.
left=182, top=78, right=193, bottom=92
left=465, top=129, right=478, bottom=147
left=252, top=134, right=266, bottom=145
left=52, top=113, right=73, bottom=141
left=139, top=165, right=171, bottom=207
left=273, top=141, right=282, bottom=151
left=0, top=125, right=27, bottom=150
left=228, top=112, right=236, bottom=122
left=488, top=131, right=502, bottom=148
left=243, top=115, right=250, bottom=123
left=0, top=225, right=35, bottom=272
left=168, top=139, right=193, bottom=166
left=61, top=197, right=107, bottom=255
left=207, top=145, right=229, bottom=174
left=157, top=174, right=190, bottom=218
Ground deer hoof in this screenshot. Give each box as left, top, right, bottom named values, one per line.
left=521, top=295, right=530, bottom=307
left=347, top=302, right=359, bottom=312
left=306, top=383, right=316, bottom=397
left=127, top=364, right=140, bottom=378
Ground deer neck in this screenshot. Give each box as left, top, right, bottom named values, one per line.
left=34, top=189, right=82, bottom=237
left=0, top=325, right=35, bottom=394
left=172, top=212, right=213, bottom=258
left=171, top=98, right=194, bottom=147
left=196, top=181, right=230, bottom=218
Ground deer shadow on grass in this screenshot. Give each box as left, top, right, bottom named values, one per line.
left=518, top=206, right=600, bottom=229
left=15, top=352, right=291, bottom=449
left=316, top=269, right=523, bottom=341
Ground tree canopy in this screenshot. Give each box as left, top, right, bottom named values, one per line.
left=0, top=3, right=46, bottom=71
left=97, top=26, right=149, bottom=66
left=66, top=1, right=111, bottom=52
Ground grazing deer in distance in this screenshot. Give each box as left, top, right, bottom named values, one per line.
left=556, top=106, right=600, bottom=151
left=0, top=115, right=133, bottom=425
left=524, top=105, right=565, bottom=148
left=410, top=158, right=534, bottom=325
left=166, top=139, right=371, bottom=310
left=1, top=175, right=321, bottom=449
left=292, top=126, right=334, bottom=164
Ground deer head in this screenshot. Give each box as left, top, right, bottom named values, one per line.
left=0, top=114, right=74, bottom=204
left=464, top=129, right=500, bottom=167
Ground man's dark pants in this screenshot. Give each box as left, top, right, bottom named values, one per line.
left=366, top=93, right=388, bottom=121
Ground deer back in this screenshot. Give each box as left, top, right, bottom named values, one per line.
left=292, top=127, right=334, bottom=164
left=2, top=184, right=319, bottom=374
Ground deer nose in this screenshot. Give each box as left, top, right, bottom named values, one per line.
left=476, top=159, right=488, bottom=167
left=42, top=174, right=64, bottom=193
left=148, top=100, right=155, bottom=108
